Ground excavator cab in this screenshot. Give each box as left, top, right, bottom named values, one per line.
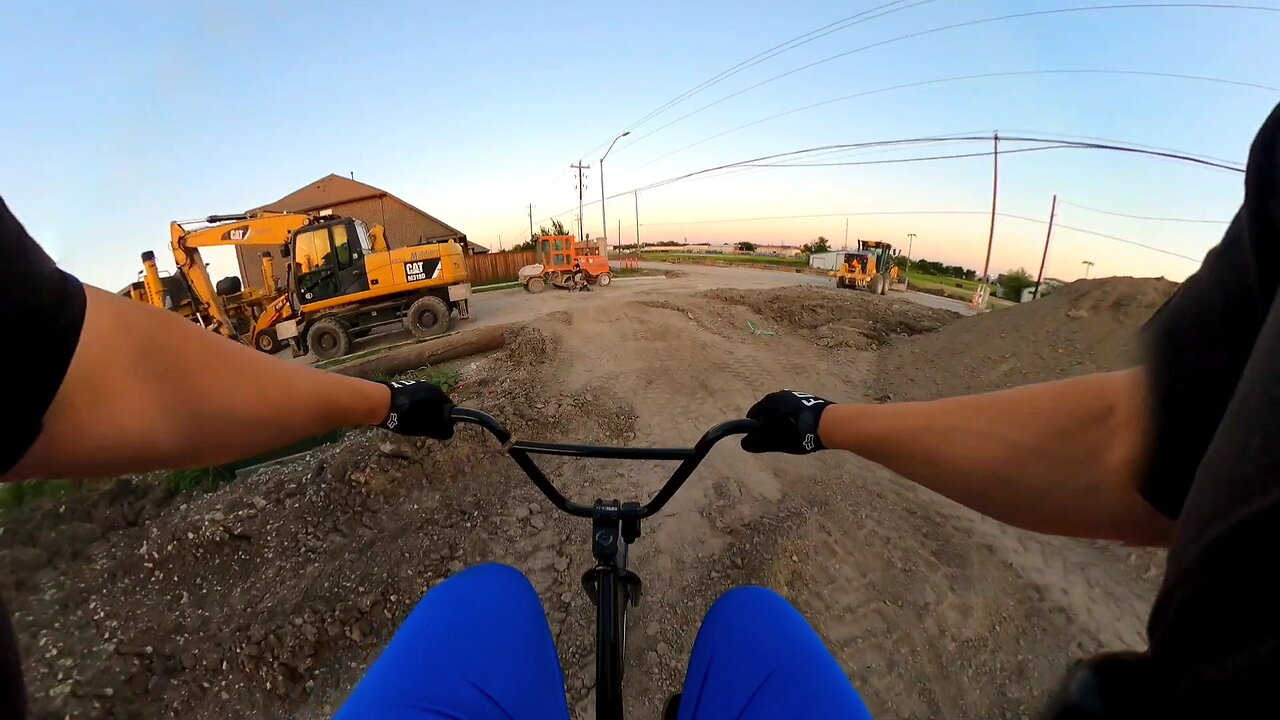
left=292, top=217, right=372, bottom=304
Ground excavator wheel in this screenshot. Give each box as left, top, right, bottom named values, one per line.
left=596, top=272, right=612, bottom=287
left=406, top=295, right=450, bottom=339
left=255, top=329, right=281, bottom=354
left=308, top=318, right=351, bottom=361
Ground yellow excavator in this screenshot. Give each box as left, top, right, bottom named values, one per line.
left=121, top=248, right=277, bottom=338
left=167, top=210, right=472, bottom=359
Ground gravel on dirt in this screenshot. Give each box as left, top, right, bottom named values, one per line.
left=2, top=279, right=1176, bottom=720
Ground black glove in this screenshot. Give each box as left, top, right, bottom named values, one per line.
left=376, top=380, right=455, bottom=439
left=740, top=390, right=835, bottom=454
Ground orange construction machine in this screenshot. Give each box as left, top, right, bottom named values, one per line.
left=517, top=235, right=612, bottom=293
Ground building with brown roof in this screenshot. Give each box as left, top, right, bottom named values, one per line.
left=234, top=174, right=478, bottom=290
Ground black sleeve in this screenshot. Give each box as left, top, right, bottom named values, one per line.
left=1142, top=102, right=1280, bottom=519
left=0, top=195, right=87, bottom=474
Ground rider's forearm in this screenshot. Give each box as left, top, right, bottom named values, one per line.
left=817, top=369, right=1172, bottom=545
left=7, top=286, right=391, bottom=480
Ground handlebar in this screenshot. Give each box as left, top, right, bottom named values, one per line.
left=449, top=407, right=759, bottom=519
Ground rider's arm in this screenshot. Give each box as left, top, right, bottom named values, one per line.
left=8, top=284, right=393, bottom=480
left=817, top=369, right=1172, bottom=545
left=3, top=197, right=454, bottom=482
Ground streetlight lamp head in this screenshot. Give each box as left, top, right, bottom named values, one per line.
left=621, top=131, right=631, bottom=137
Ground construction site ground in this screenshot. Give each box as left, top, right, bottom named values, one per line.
left=331, top=261, right=975, bottom=361
left=1, top=272, right=1176, bottom=720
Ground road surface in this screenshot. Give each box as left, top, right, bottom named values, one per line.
left=330, top=261, right=974, bottom=360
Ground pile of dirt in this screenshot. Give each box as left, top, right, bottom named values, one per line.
left=1, top=280, right=1172, bottom=720
left=1, top=323, right=641, bottom=720
left=703, top=287, right=955, bottom=347
left=878, top=277, right=1178, bottom=400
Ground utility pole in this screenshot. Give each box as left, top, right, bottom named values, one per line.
left=617, top=219, right=621, bottom=249
left=844, top=218, right=849, bottom=250
left=981, top=131, right=999, bottom=284
left=1033, top=195, right=1057, bottom=300
left=906, top=232, right=916, bottom=271
left=528, top=203, right=534, bottom=241
left=600, top=131, right=630, bottom=262
left=634, top=192, right=640, bottom=252
left=570, top=161, right=590, bottom=243
left=498, top=235, right=503, bottom=252
left=1082, top=260, right=1094, bottom=278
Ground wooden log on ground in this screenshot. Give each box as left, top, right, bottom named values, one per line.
left=328, top=323, right=510, bottom=379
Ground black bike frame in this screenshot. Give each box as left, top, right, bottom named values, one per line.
left=450, top=407, right=758, bottom=720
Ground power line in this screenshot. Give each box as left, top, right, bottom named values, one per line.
left=625, top=0, right=937, bottom=132
left=623, top=3, right=1280, bottom=148
left=739, top=144, right=1077, bottom=167
left=635, top=69, right=1276, bottom=169
left=531, top=133, right=1243, bottom=225
left=1001, top=128, right=1242, bottom=166
left=575, top=0, right=937, bottom=161
left=643, top=209, right=1206, bottom=262
left=633, top=135, right=1242, bottom=194
left=1058, top=199, right=1231, bottom=224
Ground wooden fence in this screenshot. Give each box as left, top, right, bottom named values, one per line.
left=465, top=250, right=537, bottom=285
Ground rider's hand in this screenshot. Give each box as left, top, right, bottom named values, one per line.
left=376, top=380, right=455, bottom=439
left=740, top=390, right=835, bottom=454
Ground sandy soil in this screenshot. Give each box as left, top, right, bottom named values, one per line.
left=339, top=261, right=974, bottom=360
left=1, top=279, right=1172, bottom=720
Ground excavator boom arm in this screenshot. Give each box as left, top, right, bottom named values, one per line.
left=169, top=212, right=311, bottom=339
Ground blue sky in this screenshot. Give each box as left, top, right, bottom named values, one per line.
left=2, top=1, right=1276, bottom=289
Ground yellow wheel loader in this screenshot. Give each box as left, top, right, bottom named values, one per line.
left=167, top=210, right=472, bottom=360
left=831, top=240, right=907, bottom=295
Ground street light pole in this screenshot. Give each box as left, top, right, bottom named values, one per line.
left=1082, top=260, right=1094, bottom=278
left=906, top=232, right=916, bottom=271
left=600, top=131, right=631, bottom=261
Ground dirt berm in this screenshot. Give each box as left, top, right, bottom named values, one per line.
left=2, top=280, right=1175, bottom=720
left=879, top=277, right=1178, bottom=400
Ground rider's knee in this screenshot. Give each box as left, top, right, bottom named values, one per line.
left=426, top=562, right=537, bottom=602
left=706, top=585, right=793, bottom=623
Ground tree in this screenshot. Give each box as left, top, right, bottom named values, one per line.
left=512, top=218, right=572, bottom=252
left=735, top=241, right=758, bottom=253
left=527, top=219, right=573, bottom=243
left=801, top=236, right=831, bottom=255
left=893, top=254, right=909, bottom=270
left=996, top=267, right=1035, bottom=301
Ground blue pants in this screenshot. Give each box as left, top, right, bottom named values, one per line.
left=336, top=563, right=872, bottom=719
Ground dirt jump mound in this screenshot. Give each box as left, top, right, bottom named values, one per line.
left=879, top=277, right=1179, bottom=400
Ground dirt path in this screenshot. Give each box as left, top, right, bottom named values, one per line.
left=341, top=261, right=973, bottom=360
left=2, top=280, right=1167, bottom=720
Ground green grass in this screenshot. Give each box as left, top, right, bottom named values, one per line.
left=612, top=266, right=662, bottom=278
left=474, top=281, right=519, bottom=293
left=165, top=466, right=237, bottom=495
left=642, top=252, right=807, bottom=268
left=369, top=366, right=462, bottom=392
left=905, top=271, right=1015, bottom=309
left=0, top=479, right=77, bottom=510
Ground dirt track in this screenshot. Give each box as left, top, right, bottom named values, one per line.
left=2, top=278, right=1173, bottom=719
left=341, top=261, right=974, bottom=359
